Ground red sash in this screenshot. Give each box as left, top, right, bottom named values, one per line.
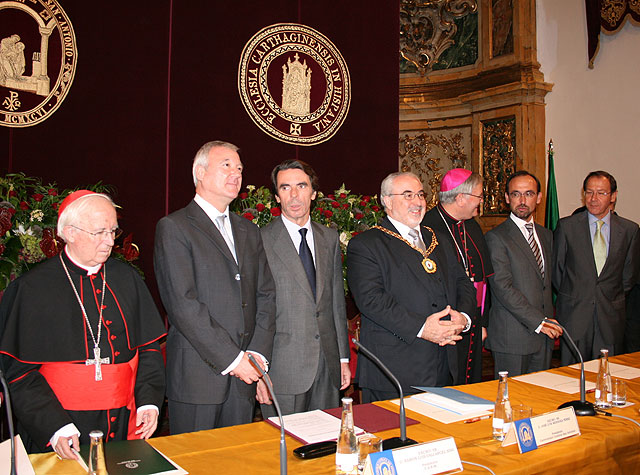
left=39, top=352, right=139, bottom=439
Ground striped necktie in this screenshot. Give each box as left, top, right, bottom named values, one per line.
left=525, top=222, right=544, bottom=278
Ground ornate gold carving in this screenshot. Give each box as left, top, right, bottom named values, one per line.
left=400, top=0, right=478, bottom=76
left=399, top=132, right=468, bottom=210
left=482, top=118, right=516, bottom=215
left=601, top=0, right=628, bottom=27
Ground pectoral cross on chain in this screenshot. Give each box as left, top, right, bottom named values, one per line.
left=86, top=346, right=110, bottom=381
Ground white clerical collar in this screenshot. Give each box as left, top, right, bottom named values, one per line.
left=64, top=247, right=102, bottom=275
left=387, top=215, right=419, bottom=241
left=194, top=193, right=230, bottom=222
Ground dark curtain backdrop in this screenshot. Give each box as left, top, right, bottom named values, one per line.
left=0, top=1, right=399, bottom=302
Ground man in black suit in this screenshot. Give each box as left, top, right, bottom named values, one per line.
left=347, top=172, right=476, bottom=403
left=553, top=170, right=640, bottom=364
left=485, top=171, right=562, bottom=377
left=154, top=141, right=276, bottom=433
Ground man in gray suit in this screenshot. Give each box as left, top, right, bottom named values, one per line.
left=553, top=170, right=640, bottom=364
left=154, top=141, right=275, bottom=433
left=485, top=171, right=562, bottom=377
left=259, top=159, right=350, bottom=417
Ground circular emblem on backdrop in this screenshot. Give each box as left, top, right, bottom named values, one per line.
left=0, top=0, right=77, bottom=127
left=238, top=23, right=350, bottom=146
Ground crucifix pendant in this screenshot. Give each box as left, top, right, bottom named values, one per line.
left=86, top=346, right=110, bottom=381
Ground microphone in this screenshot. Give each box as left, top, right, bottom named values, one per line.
left=351, top=338, right=417, bottom=450
left=543, top=318, right=596, bottom=416
left=0, top=369, right=17, bottom=475
left=247, top=354, right=287, bottom=475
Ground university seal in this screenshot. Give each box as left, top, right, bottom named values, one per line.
left=0, top=0, right=77, bottom=127
left=238, top=23, right=350, bottom=146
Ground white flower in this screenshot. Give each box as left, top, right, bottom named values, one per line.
left=30, top=209, right=44, bottom=222
left=15, top=224, right=34, bottom=236
left=339, top=231, right=350, bottom=247
left=246, top=185, right=256, bottom=191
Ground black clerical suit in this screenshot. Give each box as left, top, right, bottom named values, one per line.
left=0, top=253, right=166, bottom=452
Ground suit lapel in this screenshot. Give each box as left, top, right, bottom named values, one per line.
left=312, top=222, right=328, bottom=301
left=602, top=214, right=623, bottom=276
left=186, top=200, right=238, bottom=267
left=272, top=218, right=315, bottom=301
left=229, top=212, right=246, bottom=269
left=576, top=212, right=599, bottom=276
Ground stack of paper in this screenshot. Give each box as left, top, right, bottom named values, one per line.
left=411, top=387, right=494, bottom=415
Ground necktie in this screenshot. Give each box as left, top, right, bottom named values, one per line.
left=298, top=228, right=316, bottom=297
left=408, top=228, right=426, bottom=251
left=593, top=220, right=607, bottom=276
left=215, top=215, right=237, bottom=262
left=525, top=223, right=544, bottom=278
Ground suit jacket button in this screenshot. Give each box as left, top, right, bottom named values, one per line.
left=315, top=334, right=320, bottom=340
left=235, top=274, right=241, bottom=280
left=242, top=303, right=247, bottom=308
left=316, top=312, right=320, bottom=318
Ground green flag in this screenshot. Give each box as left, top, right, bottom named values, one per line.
left=545, top=143, right=559, bottom=231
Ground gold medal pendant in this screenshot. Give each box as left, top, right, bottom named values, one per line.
left=422, top=258, right=437, bottom=273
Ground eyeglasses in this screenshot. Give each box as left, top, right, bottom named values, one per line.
left=509, top=191, right=537, bottom=199
left=387, top=190, right=426, bottom=200
left=70, top=225, right=122, bottom=240
left=584, top=190, right=611, bottom=198
left=463, top=192, right=484, bottom=200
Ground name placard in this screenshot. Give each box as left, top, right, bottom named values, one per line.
left=502, top=407, right=580, bottom=453
left=364, top=437, right=462, bottom=475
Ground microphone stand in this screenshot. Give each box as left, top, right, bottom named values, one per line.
left=544, top=318, right=596, bottom=416
left=352, top=339, right=417, bottom=450
left=248, top=354, right=287, bottom=475
left=0, top=369, right=17, bottom=475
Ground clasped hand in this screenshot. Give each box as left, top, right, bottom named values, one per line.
left=420, top=305, right=465, bottom=346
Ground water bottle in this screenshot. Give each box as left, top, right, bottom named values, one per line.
left=595, top=348, right=612, bottom=409
left=492, top=371, right=512, bottom=441
left=88, top=430, right=109, bottom=475
left=336, top=397, right=358, bottom=475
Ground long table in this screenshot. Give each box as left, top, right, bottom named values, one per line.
left=29, top=352, right=640, bottom=474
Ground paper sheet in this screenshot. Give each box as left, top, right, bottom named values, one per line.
left=267, top=409, right=365, bottom=444
left=513, top=372, right=595, bottom=394
left=0, top=435, right=35, bottom=475
left=569, top=360, right=640, bottom=380
left=390, top=398, right=491, bottom=424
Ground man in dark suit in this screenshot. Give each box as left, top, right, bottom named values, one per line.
left=422, top=168, right=493, bottom=384
left=485, top=171, right=562, bottom=377
left=553, top=170, right=640, bottom=364
left=154, top=141, right=275, bottom=433
left=259, top=160, right=350, bottom=417
left=347, top=172, right=476, bottom=403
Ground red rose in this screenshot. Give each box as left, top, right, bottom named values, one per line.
left=32, top=193, right=44, bottom=202
left=339, top=193, right=347, bottom=199
left=6, top=207, right=16, bottom=216
left=239, top=192, right=248, bottom=200
left=256, top=203, right=265, bottom=212
left=8, top=190, right=17, bottom=198
left=48, top=189, right=58, bottom=196
left=118, top=233, right=140, bottom=261
left=243, top=212, right=255, bottom=220
left=327, top=194, right=335, bottom=200
left=351, top=231, right=360, bottom=237
left=341, top=203, right=349, bottom=209
left=355, top=213, right=364, bottom=220
left=331, top=201, right=340, bottom=208
left=371, top=205, right=380, bottom=212
left=0, top=208, right=12, bottom=235
left=360, top=201, right=367, bottom=207
left=270, top=207, right=281, bottom=216
left=363, top=196, right=371, bottom=202
left=323, top=209, right=333, bottom=218
left=19, top=201, right=28, bottom=210
left=52, top=202, right=58, bottom=210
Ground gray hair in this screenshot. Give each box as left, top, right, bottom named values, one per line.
left=192, top=141, right=240, bottom=186
left=438, top=172, right=483, bottom=204
left=380, top=171, right=422, bottom=212
left=57, top=193, right=116, bottom=242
